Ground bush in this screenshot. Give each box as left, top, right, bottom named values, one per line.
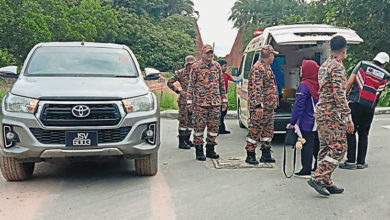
left=0, top=88, right=8, bottom=102
left=228, top=82, right=237, bottom=110
left=378, top=82, right=390, bottom=107
left=163, top=72, right=174, bottom=80
left=0, top=49, right=16, bottom=67
left=154, top=91, right=179, bottom=111
left=154, top=84, right=238, bottom=111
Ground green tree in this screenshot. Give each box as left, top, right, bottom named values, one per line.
left=161, top=0, right=195, bottom=17
left=0, top=0, right=197, bottom=73
left=229, top=0, right=305, bottom=51
left=65, top=0, right=118, bottom=42
left=111, top=0, right=196, bottom=18
left=115, top=10, right=196, bottom=71
left=0, top=0, right=119, bottom=62
left=229, top=0, right=304, bottom=28
left=324, top=0, right=390, bottom=60
left=0, top=0, right=53, bottom=62
left=305, top=1, right=327, bottom=24
left=279, top=14, right=305, bottom=24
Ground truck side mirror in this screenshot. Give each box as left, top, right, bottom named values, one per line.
left=0, top=66, right=19, bottom=79
left=144, top=68, right=160, bottom=80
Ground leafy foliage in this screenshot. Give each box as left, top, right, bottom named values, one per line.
left=0, top=49, right=16, bottom=67
left=163, top=72, right=175, bottom=79
left=110, top=0, right=196, bottom=17
left=154, top=91, right=179, bottom=111
left=229, top=0, right=304, bottom=28
left=0, top=88, right=7, bottom=101
left=228, top=83, right=237, bottom=110
left=378, top=82, right=390, bottom=107
left=0, top=0, right=197, bottom=71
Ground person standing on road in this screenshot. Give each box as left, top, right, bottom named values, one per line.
left=244, top=45, right=279, bottom=165
left=167, top=55, right=196, bottom=150
left=186, top=44, right=228, bottom=161
left=288, top=60, right=320, bottom=178
left=339, top=52, right=389, bottom=170
left=308, top=36, right=354, bottom=197
left=218, top=59, right=241, bottom=135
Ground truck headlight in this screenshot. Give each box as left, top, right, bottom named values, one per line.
left=122, top=93, right=154, bottom=113
left=4, top=93, right=39, bottom=113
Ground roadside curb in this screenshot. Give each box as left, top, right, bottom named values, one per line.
left=161, top=107, right=390, bottom=119
left=375, top=107, right=390, bottom=115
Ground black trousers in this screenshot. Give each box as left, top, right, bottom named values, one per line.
left=346, top=103, right=375, bottom=165
left=301, top=131, right=320, bottom=173
left=219, top=108, right=228, bottom=132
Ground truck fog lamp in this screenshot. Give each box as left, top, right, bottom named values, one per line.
left=6, top=132, right=16, bottom=141
left=3, top=125, right=19, bottom=148
left=146, top=129, right=154, bottom=137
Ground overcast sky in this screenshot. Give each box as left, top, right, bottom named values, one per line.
left=192, top=0, right=238, bottom=57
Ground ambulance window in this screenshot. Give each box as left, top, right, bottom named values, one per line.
left=253, top=51, right=260, bottom=65
left=243, top=51, right=255, bottom=79
left=238, top=55, right=245, bottom=76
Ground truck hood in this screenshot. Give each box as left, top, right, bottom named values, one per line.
left=11, top=77, right=150, bottom=100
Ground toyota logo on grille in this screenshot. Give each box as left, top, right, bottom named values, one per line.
left=72, top=105, right=91, bottom=118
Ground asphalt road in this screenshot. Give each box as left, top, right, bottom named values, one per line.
left=0, top=115, right=390, bottom=220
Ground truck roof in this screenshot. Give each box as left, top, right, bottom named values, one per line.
left=37, top=42, right=127, bottom=49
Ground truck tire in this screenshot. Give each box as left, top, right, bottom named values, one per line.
left=0, top=156, right=35, bottom=181
left=135, top=152, right=158, bottom=176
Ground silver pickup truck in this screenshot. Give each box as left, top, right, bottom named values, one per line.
left=0, top=42, right=161, bottom=181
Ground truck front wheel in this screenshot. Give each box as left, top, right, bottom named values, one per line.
left=0, top=156, right=35, bottom=181
left=135, top=152, right=158, bottom=176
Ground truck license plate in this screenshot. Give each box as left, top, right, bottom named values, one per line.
left=65, top=131, right=98, bottom=147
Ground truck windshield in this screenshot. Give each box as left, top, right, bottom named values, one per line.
left=26, top=46, right=139, bottom=77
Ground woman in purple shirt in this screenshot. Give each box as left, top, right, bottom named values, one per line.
left=289, top=60, right=320, bottom=178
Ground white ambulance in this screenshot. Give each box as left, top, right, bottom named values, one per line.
left=235, top=24, right=363, bottom=133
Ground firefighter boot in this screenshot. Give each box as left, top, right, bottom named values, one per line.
left=205, top=144, right=219, bottom=159
left=185, top=130, right=194, bottom=147
left=260, top=146, right=276, bottom=163
left=245, top=151, right=259, bottom=165
left=178, top=131, right=191, bottom=150
left=194, top=144, right=206, bottom=161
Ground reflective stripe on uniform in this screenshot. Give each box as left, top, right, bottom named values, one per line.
left=261, top=137, right=272, bottom=142
left=246, top=137, right=257, bottom=144
left=179, top=127, right=187, bottom=131
left=222, top=99, right=228, bottom=102
left=208, top=132, right=218, bottom=137
left=187, top=128, right=193, bottom=131
left=194, top=132, right=203, bottom=136
left=324, top=156, right=339, bottom=165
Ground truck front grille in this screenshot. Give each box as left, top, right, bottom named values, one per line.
left=40, top=103, right=121, bottom=126
left=30, top=127, right=131, bottom=145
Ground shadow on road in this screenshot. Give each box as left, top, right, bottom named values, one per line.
left=28, top=159, right=142, bottom=182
